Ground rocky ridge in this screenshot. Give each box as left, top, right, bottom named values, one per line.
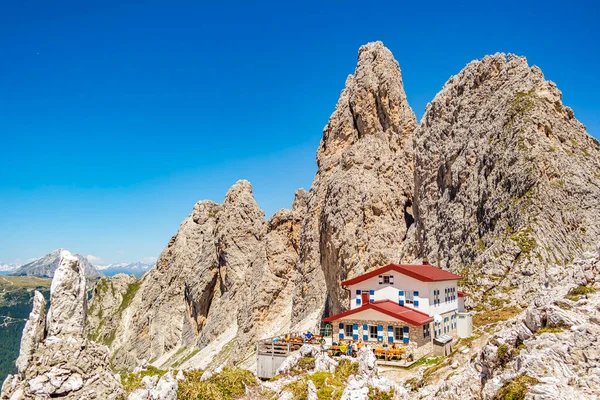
left=82, top=42, right=600, bottom=377
left=11, top=249, right=102, bottom=279
left=1, top=251, right=124, bottom=399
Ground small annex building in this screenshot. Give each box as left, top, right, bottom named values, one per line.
left=324, top=261, right=470, bottom=359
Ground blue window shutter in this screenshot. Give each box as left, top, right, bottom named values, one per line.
left=414, top=291, right=419, bottom=297
left=414, top=300, right=419, bottom=307
left=370, top=298, right=374, bottom=303
left=363, top=324, right=368, bottom=331
left=399, top=290, right=404, bottom=296
left=378, top=275, right=383, bottom=285
left=377, top=325, right=383, bottom=341
left=399, top=300, right=405, bottom=306
left=404, top=336, right=409, bottom=343
left=388, top=326, right=394, bottom=343
left=340, top=333, right=344, bottom=339
left=389, top=275, right=394, bottom=284
left=356, top=298, right=361, bottom=305
left=353, top=324, right=358, bottom=330
left=356, top=290, right=361, bottom=295
left=353, top=334, right=358, bottom=340
left=369, top=290, right=374, bottom=295
left=339, top=323, right=344, bottom=329
left=403, top=326, right=409, bottom=332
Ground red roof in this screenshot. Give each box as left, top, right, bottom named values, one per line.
left=323, top=300, right=433, bottom=326
left=458, top=291, right=469, bottom=298
left=342, top=262, right=461, bottom=286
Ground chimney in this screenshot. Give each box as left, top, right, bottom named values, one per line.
left=422, top=259, right=429, bottom=265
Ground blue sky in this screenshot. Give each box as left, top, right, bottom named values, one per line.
left=1, top=0, right=598, bottom=265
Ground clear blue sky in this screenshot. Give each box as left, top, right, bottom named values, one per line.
left=1, top=0, right=599, bottom=265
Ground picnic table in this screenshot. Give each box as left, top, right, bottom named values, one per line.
left=374, top=346, right=405, bottom=360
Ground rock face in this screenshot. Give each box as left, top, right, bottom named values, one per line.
left=293, top=41, right=418, bottom=323
left=88, top=42, right=600, bottom=373
left=15, top=291, right=46, bottom=375
left=108, top=181, right=304, bottom=369
left=11, top=248, right=102, bottom=279
left=413, top=53, right=600, bottom=298
left=87, top=273, right=137, bottom=345
left=46, top=252, right=88, bottom=337
left=1, top=252, right=124, bottom=399
left=412, top=247, right=600, bottom=399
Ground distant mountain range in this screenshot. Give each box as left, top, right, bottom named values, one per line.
left=95, top=261, right=155, bottom=278
left=0, top=263, right=18, bottom=275
left=10, top=249, right=102, bottom=279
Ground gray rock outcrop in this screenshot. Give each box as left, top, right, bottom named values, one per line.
left=1, top=253, right=124, bottom=399
left=15, top=291, right=46, bottom=376
left=108, top=180, right=304, bottom=369
left=87, top=273, right=137, bottom=345
left=294, top=41, right=418, bottom=323
left=413, top=53, right=600, bottom=299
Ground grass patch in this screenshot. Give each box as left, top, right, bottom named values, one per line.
left=493, top=374, right=540, bottom=400
left=368, top=387, right=395, bottom=400
left=565, top=285, right=596, bottom=301
left=120, top=366, right=167, bottom=394
left=333, top=358, right=358, bottom=381
left=537, top=326, right=564, bottom=334
left=178, top=368, right=257, bottom=400
left=283, top=379, right=308, bottom=400
left=510, top=227, right=537, bottom=256
left=473, top=306, right=521, bottom=328
left=497, top=344, right=510, bottom=365
left=309, top=372, right=344, bottom=400
left=297, top=357, right=316, bottom=371
left=118, top=280, right=141, bottom=313
left=407, top=356, right=442, bottom=369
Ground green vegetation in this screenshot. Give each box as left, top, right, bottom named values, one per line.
left=334, top=358, right=359, bottom=381
left=119, top=280, right=142, bottom=313
left=407, top=356, right=442, bottom=369
left=297, top=357, right=316, bottom=371
left=537, top=326, right=564, bottom=334
left=0, top=276, right=51, bottom=383
left=510, top=227, right=537, bottom=256
left=565, top=285, right=596, bottom=301
left=368, top=387, right=395, bottom=400
left=120, top=366, right=167, bottom=394
left=493, top=374, right=540, bottom=400
left=177, top=368, right=258, bottom=400
left=473, top=306, right=522, bottom=328
left=497, top=344, right=510, bottom=365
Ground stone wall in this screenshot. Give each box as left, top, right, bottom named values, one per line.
left=331, top=318, right=433, bottom=357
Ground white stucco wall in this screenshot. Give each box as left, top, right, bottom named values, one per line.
left=347, top=272, right=459, bottom=317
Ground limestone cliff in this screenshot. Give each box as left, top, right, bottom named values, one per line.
left=108, top=181, right=304, bottom=369
left=413, top=54, right=600, bottom=299
left=90, top=43, right=600, bottom=373
left=293, top=41, right=418, bottom=325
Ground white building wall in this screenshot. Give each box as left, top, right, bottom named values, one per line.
left=347, top=274, right=459, bottom=318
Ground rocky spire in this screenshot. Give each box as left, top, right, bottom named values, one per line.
left=46, top=251, right=88, bottom=337
left=15, top=291, right=46, bottom=375
left=294, top=41, right=418, bottom=324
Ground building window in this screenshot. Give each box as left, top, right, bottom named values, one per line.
left=383, top=275, right=390, bottom=284
left=405, top=291, right=414, bottom=304
left=369, top=325, right=378, bottom=340
left=423, top=324, right=430, bottom=338
left=394, top=327, right=403, bottom=341
left=434, top=290, right=439, bottom=305
left=345, top=324, right=353, bottom=338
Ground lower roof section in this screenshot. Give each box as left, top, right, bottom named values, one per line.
left=323, top=300, right=434, bottom=326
